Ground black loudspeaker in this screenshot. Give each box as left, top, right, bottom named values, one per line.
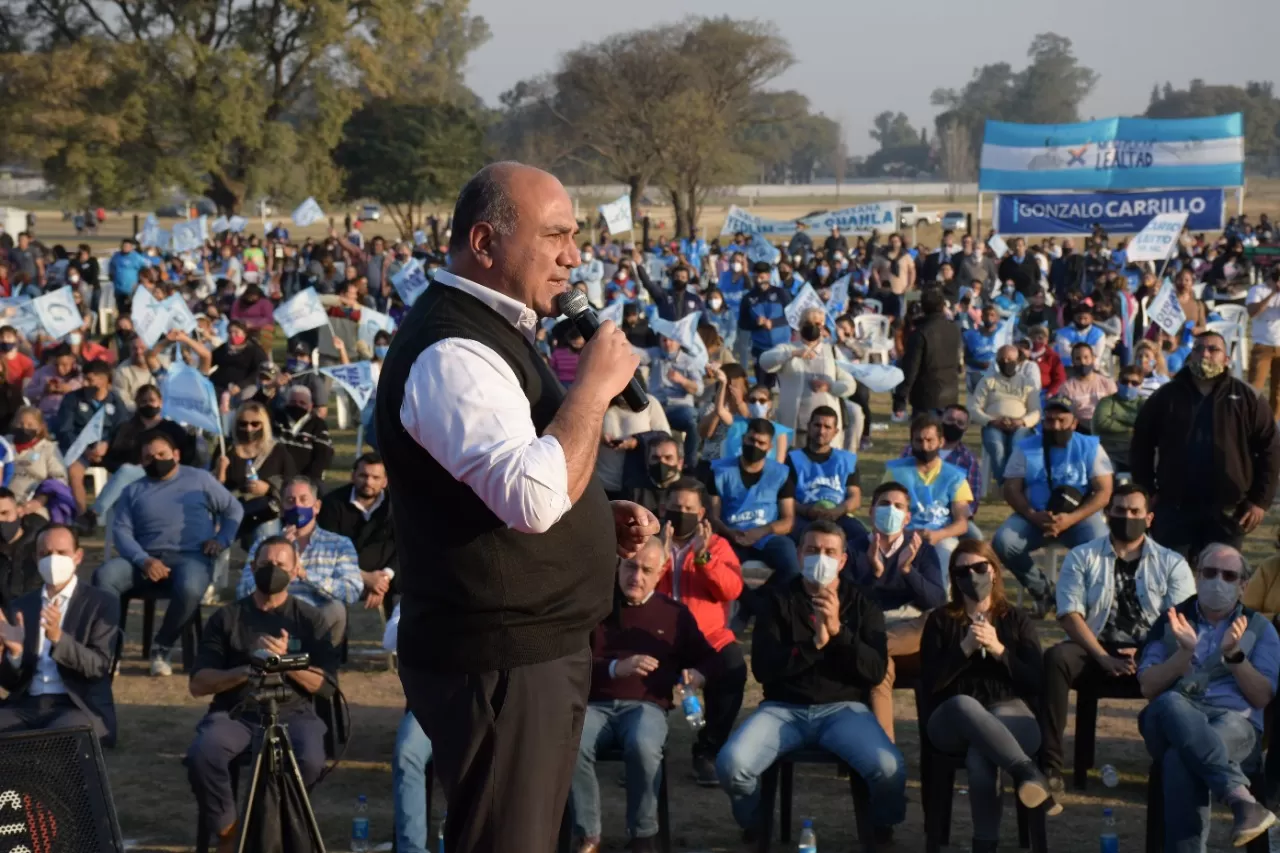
left=0, top=726, right=125, bottom=853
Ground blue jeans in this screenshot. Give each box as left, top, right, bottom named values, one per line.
left=931, top=536, right=960, bottom=569
left=716, top=701, right=907, bottom=830
left=1139, top=691, right=1258, bottom=853
left=393, top=711, right=434, bottom=853
left=93, top=553, right=211, bottom=648
left=981, top=426, right=1031, bottom=486
left=92, top=463, right=146, bottom=518
left=571, top=700, right=669, bottom=840
left=664, top=404, right=700, bottom=470
left=992, top=511, right=1108, bottom=602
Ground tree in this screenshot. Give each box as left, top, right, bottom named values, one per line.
left=1147, top=80, right=1280, bottom=175
left=334, top=100, right=486, bottom=238
left=870, top=112, right=919, bottom=149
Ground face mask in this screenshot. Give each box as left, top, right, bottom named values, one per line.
left=616, top=272, right=628, bottom=283
left=873, top=504, right=907, bottom=536
left=236, top=424, right=262, bottom=442
left=1075, top=364, right=1094, bottom=377
left=67, top=275, right=79, bottom=284
left=648, top=461, right=678, bottom=484
left=956, top=571, right=993, bottom=602
left=732, top=262, right=744, bottom=273
left=1189, top=358, right=1227, bottom=380
left=581, top=252, right=593, bottom=262
left=747, top=401, right=769, bottom=419
left=817, top=266, right=830, bottom=277
left=802, top=553, right=841, bottom=587
left=281, top=505, right=315, bottom=529
left=1108, top=514, right=1147, bottom=543
left=1197, top=576, right=1240, bottom=612
left=375, top=345, right=389, bottom=359
left=672, top=278, right=687, bottom=290
left=253, top=563, right=291, bottom=595
left=286, top=358, right=307, bottom=374
left=138, top=403, right=162, bottom=419
left=0, top=520, right=19, bottom=542
left=912, top=447, right=939, bottom=464
left=144, top=457, right=177, bottom=479
left=663, top=509, right=699, bottom=540
left=941, top=423, right=966, bottom=444
left=38, top=554, right=76, bottom=587
left=708, top=297, right=723, bottom=310
left=740, top=443, right=768, bottom=464
left=800, top=323, right=822, bottom=342
left=0, top=342, right=14, bottom=353
left=1003, top=286, right=1015, bottom=297
left=1075, top=320, right=1090, bottom=330
left=1045, top=427, right=1074, bottom=448
left=1116, top=384, right=1139, bottom=402
left=284, top=403, right=309, bottom=421
left=228, top=331, right=246, bottom=346
left=997, top=361, right=1018, bottom=378
left=68, top=333, right=82, bottom=346
left=10, top=427, right=34, bottom=445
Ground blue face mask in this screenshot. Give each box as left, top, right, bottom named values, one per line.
left=375, top=345, right=389, bottom=359
left=817, top=265, right=830, bottom=277
left=874, top=504, right=907, bottom=536
left=1116, top=384, right=1139, bottom=401
left=282, top=506, right=314, bottom=529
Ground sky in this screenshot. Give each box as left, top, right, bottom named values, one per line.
left=463, top=0, right=1280, bottom=156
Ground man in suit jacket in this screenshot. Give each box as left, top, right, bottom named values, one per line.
left=0, top=524, right=119, bottom=745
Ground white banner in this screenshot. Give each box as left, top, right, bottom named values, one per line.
left=357, top=306, right=396, bottom=348
left=785, top=283, right=826, bottom=331
left=131, top=288, right=168, bottom=347
left=599, top=194, right=633, bottom=235
left=61, top=407, right=104, bottom=466
left=320, top=362, right=376, bottom=410
left=292, top=197, right=325, bottom=228
left=32, top=286, right=82, bottom=340
left=671, top=312, right=709, bottom=372
left=390, top=258, right=430, bottom=306
left=161, top=363, right=222, bottom=435
left=721, top=201, right=900, bottom=237
left=1126, top=211, right=1189, bottom=263
left=273, top=287, right=330, bottom=338
left=987, top=234, right=1009, bottom=258
left=171, top=218, right=204, bottom=253
left=161, top=294, right=199, bottom=335
left=1146, top=281, right=1188, bottom=336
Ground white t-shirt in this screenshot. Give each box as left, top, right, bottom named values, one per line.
left=1247, top=284, right=1280, bottom=347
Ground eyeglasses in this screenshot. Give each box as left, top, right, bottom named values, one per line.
left=952, top=560, right=991, bottom=575
left=1200, top=566, right=1241, bottom=584
left=1119, top=380, right=1141, bottom=388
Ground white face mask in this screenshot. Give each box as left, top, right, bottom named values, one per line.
left=732, top=262, right=744, bottom=273
left=39, top=554, right=76, bottom=587
left=581, top=252, right=593, bottom=262
left=747, top=401, right=769, bottom=418
left=802, top=553, right=840, bottom=587
left=1197, top=576, right=1240, bottom=612
left=707, top=297, right=723, bottom=310
left=68, top=332, right=82, bottom=345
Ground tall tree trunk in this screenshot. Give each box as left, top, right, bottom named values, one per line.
left=204, top=172, right=244, bottom=215
left=668, top=187, right=688, bottom=241
left=685, top=178, right=701, bottom=241
left=626, top=175, right=644, bottom=235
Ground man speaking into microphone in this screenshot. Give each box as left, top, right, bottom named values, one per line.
left=374, top=162, right=659, bottom=852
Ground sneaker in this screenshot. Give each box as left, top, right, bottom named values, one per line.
left=1009, top=760, right=1051, bottom=809
left=692, top=754, right=719, bottom=787
left=149, top=647, right=173, bottom=677
left=1232, top=800, right=1277, bottom=847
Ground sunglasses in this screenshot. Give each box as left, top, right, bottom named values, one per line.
left=1120, top=380, right=1141, bottom=388
left=1200, top=566, right=1241, bottom=584
left=952, top=561, right=991, bottom=575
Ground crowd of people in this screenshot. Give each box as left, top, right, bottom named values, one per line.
left=0, top=201, right=1276, bottom=853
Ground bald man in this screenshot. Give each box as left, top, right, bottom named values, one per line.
left=374, top=162, right=661, bottom=852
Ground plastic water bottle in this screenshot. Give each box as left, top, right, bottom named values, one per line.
left=1099, top=807, right=1118, bottom=853
left=798, top=818, right=817, bottom=853
left=245, top=460, right=258, bottom=481
left=437, top=810, right=446, bottom=853
left=1100, top=764, right=1119, bottom=788
left=350, top=794, right=370, bottom=853
left=674, top=683, right=705, bottom=729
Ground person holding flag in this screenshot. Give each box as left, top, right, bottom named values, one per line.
left=56, top=360, right=129, bottom=517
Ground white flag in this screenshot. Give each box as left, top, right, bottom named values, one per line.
left=131, top=287, right=168, bottom=347
left=828, top=274, right=850, bottom=317
left=160, top=363, right=222, bottom=435
left=210, top=216, right=230, bottom=233
left=390, top=258, right=430, bottom=306
left=171, top=219, right=204, bottom=253
left=357, top=306, right=396, bottom=348
left=273, top=287, right=330, bottom=338
left=292, top=197, right=325, bottom=228
left=1146, top=281, right=1188, bottom=336
left=61, top=407, right=105, bottom=466
left=598, top=194, right=632, bottom=235
left=320, top=362, right=376, bottom=410
left=1127, top=212, right=1189, bottom=263
left=227, top=215, right=249, bottom=233
left=161, top=294, right=199, bottom=335
left=32, top=286, right=82, bottom=340
left=836, top=361, right=906, bottom=393
left=785, top=283, right=826, bottom=331
left=987, top=234, right=1009, bottom=258
left=598, top=300, right=626, bottom=328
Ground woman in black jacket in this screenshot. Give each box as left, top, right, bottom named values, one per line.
left=920, top=539, right=1059, bottom=852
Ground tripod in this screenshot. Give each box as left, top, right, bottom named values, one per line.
left=235, top=675, right=326, bottom=853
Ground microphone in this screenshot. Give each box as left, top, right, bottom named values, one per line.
left=556, top=290, right=649, bottom=412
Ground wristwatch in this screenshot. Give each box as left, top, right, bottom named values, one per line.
left=1224, top=649, right=1247, bottom=665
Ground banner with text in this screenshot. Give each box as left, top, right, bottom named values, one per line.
left=599, top=194, right=633, bottom=235
left=994, top=189, right=1224, bottom=235
left=1126, top=211, right=1189, bottom=263
left=721, top=201, right=900, bottom=237
left=320, top=362, right=376, bottom=410
left=1146, top=281, right=1188, bottom=336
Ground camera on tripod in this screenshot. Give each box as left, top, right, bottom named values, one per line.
left=249, top=647, right=311, bottom=674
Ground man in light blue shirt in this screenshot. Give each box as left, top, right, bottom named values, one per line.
left=1138, top=543, right=1280, bottom=850
left=569, top=243, right=605, bottom=307
left=635, top=335, right=705, bottom=469
left=107, top=237, right=152, bottom=301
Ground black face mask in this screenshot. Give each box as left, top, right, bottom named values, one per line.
left=10, top=427, right=35, bottom=445
left=236, top=425, right=262, bottom=442
left=648, top=461, right=678, bottom=485
left=956, top=571, right=993, bottom=602
left=284, top=403, right=309, bottom=421
left=740, top=444, right=768, bottom=464
left=997, top=361, right=1018, bottom=378
left=0, top=519, right=20, bottom=542
left=1108, top=514, right=1147, bottom=543
left=144, top=457, right=177, bottom=479
left=1044, top=428, right=1074, bottom=448
left=137, top=404, right=162, bottom=419
left=800, top=323, right=822, bottom=342
left=663, top=509, right=699, bottom=540
left=941, top=423, right=966, bottom=444
left=912, top=447, right=939, bottom=464
left=672, top=278, right=687, bottom=290
left=253, top=563, right=291, bottom=595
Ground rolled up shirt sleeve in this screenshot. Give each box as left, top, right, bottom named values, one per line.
left=400, top=338, right=572, bottom=534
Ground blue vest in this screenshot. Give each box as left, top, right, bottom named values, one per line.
left=789, top=448, right=858, bottom=506
left=1056, top=325, right=1105, bottom=367
left=884, top=458, right=967, bottom=531
left=963, top=327, right=1001, bottom=371
left=712, top=457, right=788, bottom=545
left=1017, top=432, right=1100, bottom=512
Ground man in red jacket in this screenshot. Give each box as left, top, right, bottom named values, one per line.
left=655, top=477, right=745, bottom=786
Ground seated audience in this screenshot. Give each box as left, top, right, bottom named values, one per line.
left=716, top=521, right=907, bottom=843
left=720, top=385, right=793, bottom=463
left=0, top=488, right=46, bottom=607
left=1059, top=342, right=1116, bottom=434
left=921, top=540, right=1060, bottom=853
left=624, top=434, right=684, bottom=516
left=883, top=413, right=973, bottom=567
left=993, top=396, right=1114, bottom=615
left=697, top=363, right=750, bottom=466
left=1138, top=543, right=1280, bottom=850
left=1133, top=340, right=1170, bottom=399
left=213, top=401, right=297, bottom=548
left=283, top=339, right=332, bottom=420
left=572, top=539, right=718, bottom=853
left=317, top=452, right=397, bottom=614
left=655, top=478, right=745, bottom=786
left=788, top=406, right=866, bottom=550
left=962, top=304, right=1003, bottom=394
left=186, top=535, right=336, bottom=853
left=56, top=359, right=130, bottom=515
left=758, top=306, right=857, bottom=449
left=6, top=406, right=68, bottom=520
left=240, top=477, right=363, bottom=644
left=844, top=481, right=946, bottom=740
left=599, top=396, right=670, bottom=499
left=1054, top=304, right=1105, bottom=369
left=273, top=384, right=334, bottom=483
left=24, top=344, right=80, bottom=424
left=1041, top=483, right=1195, bottom=793
left=970, top=345, right=1041, bottom=486
left=112, top=334, right=164, bottom=410
left=1025, top=325, right=1066, bottom=396
left=94, top=431, right=242, bottom=676
left=0, top=525, right=117, bottom=744
left=635, top=331, right=705, bottom=469
left=209, top=320, right=268, bottom=401
left=384, top=601, right=434, bottom=853
left=1091, top=365, right=1144, bottom=475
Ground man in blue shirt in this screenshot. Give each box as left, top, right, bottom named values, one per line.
left=107, top=238, right=151, bottom=304
left=1138, top=543, right=1280, bottom=850
left=92, top=430, right=243, bottom=676
left=569, top=242, right=605, bottom=306
left=787, top=406, right=865, bottom=551
left=635, top=334, right=705, bottom=470
left=1054, top=303, right=1105, bottom=369
left=883, top=413, right=974, bottom=568
left=737, top=262, right=791, bottom=386
left=993, top=396, right=1114, bottom=616
left=962, top=304, right=1003, bottom=393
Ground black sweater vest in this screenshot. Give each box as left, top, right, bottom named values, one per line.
left=374, top=282, right=616, bottom=672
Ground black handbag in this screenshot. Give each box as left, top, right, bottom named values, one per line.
left=1042, top=428, right=1085, bottom=515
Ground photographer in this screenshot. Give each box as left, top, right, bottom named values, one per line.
left=186, top=536, right=337, bottom=853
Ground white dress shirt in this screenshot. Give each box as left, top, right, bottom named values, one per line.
left=28, top=576, right=77, bottom=696
left=399, top=270, right=573, bottom=535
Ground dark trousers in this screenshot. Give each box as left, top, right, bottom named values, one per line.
left=694, top=641, right=748, bottom=761
left=401, top=648, right=590, bottom=853
left=1039, top=641, right=1138, bottom=775
left=0, top=693, right=96, bottom=736
left=1152, top=504, right=1245, bottom=561
left=186, top=709, right=328, bottom=835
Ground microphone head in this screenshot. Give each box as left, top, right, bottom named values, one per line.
left=556, top=289, right=590, bottom=318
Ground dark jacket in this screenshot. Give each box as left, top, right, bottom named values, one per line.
left=634, top=262, right=703, bottom=323
left=894, top=312, right=961, bottom=413
left=53, top=388, right=129, bottom=454
left=0, top=582, right=119, bottom=745
left=0, top=517, right=47, bottom=608
left=273, top=411, right=334, bottom=483
left=317, top=485, right=398, bottom=577
left=919, top=604, right=1043, bottom=718
left=998, top=255, right=1043, bottom=298
left=1131, top=368, right=1280, bottom=512
left=103, top=416, right=197, bottom=472
left=751, top=575, right=887, bottom=706
left=843, top=538, right=947, bottom=613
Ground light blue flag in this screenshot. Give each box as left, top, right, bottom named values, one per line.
left=292, top=197, right=325, bottom=227
left=357, top=306, right=396, bottom=348
left=390, top=258, right=430, bottom=306
left=785, top=283, right=825, bottom=331
left=0, top=297, right=40, bottom=338
left=598, top=300, right=626, bottom=328
left=273, top=287, right=330, bottom=338
left=131, top=287, right=169, bottom=347
left=171, top=219, right=204, bottom=253
left=32, top=286, right=82, bottom=340
left=161, top=364, right=222, bottom=435
left=319, top=362, right=375, bottom=410
left=210, top=216, right=230, bottom=233
left=161, top=294, right=199, bottom=335
left=745, top=235, right=781, bottom=265
left=837, top=361, right=906, bottom=393
left=228, top=216, right=249, bottom=233
left=413, top=230, right=427, bottom=246
left=61, top=407, right=105, bottom=466
left=828, top=274, right=850, bottom=318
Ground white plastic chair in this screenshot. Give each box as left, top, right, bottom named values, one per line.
left=852, top=314, right=893, bottom=364
left=1215, top=303, right=1249, bottom=330
left=862, top=298, right=883, bottom=315
left=1205, top=320, right=1246, bottom=379
left=85, top=466, right=107, bottom=499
